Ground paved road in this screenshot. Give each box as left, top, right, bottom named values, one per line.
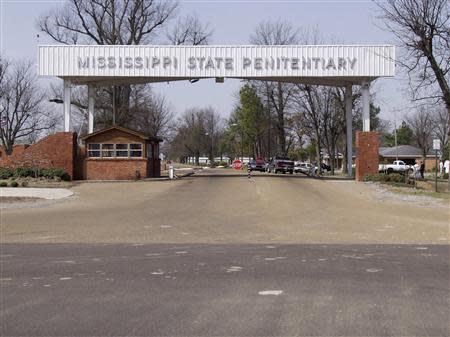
left=2, top=243, right=449, bottom=336
left=1, top=169, right=449, bottom=336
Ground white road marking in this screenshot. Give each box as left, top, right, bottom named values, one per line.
left=259, top=290, right=283, bottom=296
left=342, top=254, right=365, bottom=260
left=175, top=251, right=188, bottom=254
left=366, top=268, right=383, bottom=273
left=160, top=225, right=172, bottom=229
left=145, top=253, right=161, bottom=256
left=59, top=277, right=72, bottom=280
left=226, top=266, right=243, bottom=273
left=0, top=278, right=12, bottom=281
left=43, top=284, right=51, bottom=287
left=265, top=246, right=276, bottom=249
left=151, top=271, right=165, bottom=275
left=264, top=257, right=287, bottom=261
left=416, top=247, right=428, bottom=250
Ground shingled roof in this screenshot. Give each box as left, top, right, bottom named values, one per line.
left=379, top=145, right=434, bottom=158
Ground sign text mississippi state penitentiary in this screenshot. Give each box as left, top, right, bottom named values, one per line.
left=77, top=56, right=358, bottom=71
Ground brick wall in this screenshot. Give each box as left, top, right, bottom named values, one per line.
left=84, top=159, right=148, bottom=180
left=355, top=131, right=380, bottom=181
left=0, top=132, right=77, bottom=179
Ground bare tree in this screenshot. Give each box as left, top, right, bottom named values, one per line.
left=407, top=107, right=434, bottom=160
left=294, top=85, right=326, bottom=172
left=0, top=60, right=55, bottom=154
left=204, top=107, right=222, bottom=164
left=0, top=56, right=8, bottom=98
left=377, top=0, right=450, bottom=112
left=38, top=0, right=177, bottom=45
left=432, top=105, right=450, bottom=152
left=167, top=15, right=212, bottom=45
left=322, top=88, right=346, bottom=174
left=250, top=20, right=299, bottom=156
left=170, top=108, right=207, bottom=164
left=129, top=86, right=174, bottom=139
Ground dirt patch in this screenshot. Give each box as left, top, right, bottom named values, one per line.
left=0, top=178, right=76, bottom=189
left=365, top=182, right=449, bottom=207
left=1, top=196, right=42, bottom=203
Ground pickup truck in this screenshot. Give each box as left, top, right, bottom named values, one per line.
left=266, top=156, right=294, bottom=174
left=379, top=160, right=411, bottom=173
left=248, top=157, right=266, bottom=172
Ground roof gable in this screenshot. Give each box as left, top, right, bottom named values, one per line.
left=82, top=125, right=162, bottom=142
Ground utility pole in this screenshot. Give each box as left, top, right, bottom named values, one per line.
left=433, top=139, right=440, bottom=193
left=394, top=110, right=398, bottom=161
left=112, top=86, right=116, bottom=125
left=241, top=128, right=244, bottom=163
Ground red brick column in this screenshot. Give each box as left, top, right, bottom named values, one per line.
left=355, top=131, right=379, bottom=181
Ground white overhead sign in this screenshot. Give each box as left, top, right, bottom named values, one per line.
left=38, top=45, right=395, bottom=84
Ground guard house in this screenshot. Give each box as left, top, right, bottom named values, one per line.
left=81, top=126, right=162, bottom=180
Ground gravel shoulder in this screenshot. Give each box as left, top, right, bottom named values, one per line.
left=2, top=170, right=449, bottom=245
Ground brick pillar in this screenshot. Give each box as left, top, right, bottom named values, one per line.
left=355, top=131, right=379, bottom=181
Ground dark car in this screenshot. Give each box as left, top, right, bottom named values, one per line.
left=266, top=156, right=294, bottom=174
left=320, top=163, right=331, bottom=172
left=248, top=157, right=266, bottom=172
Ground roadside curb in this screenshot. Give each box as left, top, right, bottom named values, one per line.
left=0, top=187, right=74, bottom=200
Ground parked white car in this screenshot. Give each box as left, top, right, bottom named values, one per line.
left=379, top=160, right=411, bottom=173
left=294, top=162, right=315, bottom=175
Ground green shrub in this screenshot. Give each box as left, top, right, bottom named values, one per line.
left=41, top=168, right=70, bottom=181
left=0, top=167, right=13, bottom=179
left=387, top=173, right=405, bottom=183
left=364, top=173, right=405, bottom=183
left=15, top=167, right=40, bottom=178
left=443, top=173, right=449, bottom=179
left=21, top=181, right=28, bottom=187
left=0, top=181, right=7, bottom=187
left=10, top=181, right=19, bottom=187
left=0, top=167, right=70, bottom=180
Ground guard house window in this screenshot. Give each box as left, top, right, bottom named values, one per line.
left=88, top=144, right=101, bottom=157
left=87, top=143, right=143, bottom=158
left=130, top=144, right=143, bottom=157
left=116, top=144, right=128, bottom=157
left=102, top=144, right=115, bottom=157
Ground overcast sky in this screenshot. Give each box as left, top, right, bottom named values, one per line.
left=0, top=0, right=410, bottom=126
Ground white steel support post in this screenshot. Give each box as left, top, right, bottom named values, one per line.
left=63, top=79, right=72, bottom=132
left=345, top=84, right=353, bottom=177
left=361, top=81, right=370, bottom=132
left=87, top=85, right=95, bottom=134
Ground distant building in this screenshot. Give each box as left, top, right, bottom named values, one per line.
left=379, top=145, right=437, bottom=170
left=185, top=156, right=232, bottom=165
